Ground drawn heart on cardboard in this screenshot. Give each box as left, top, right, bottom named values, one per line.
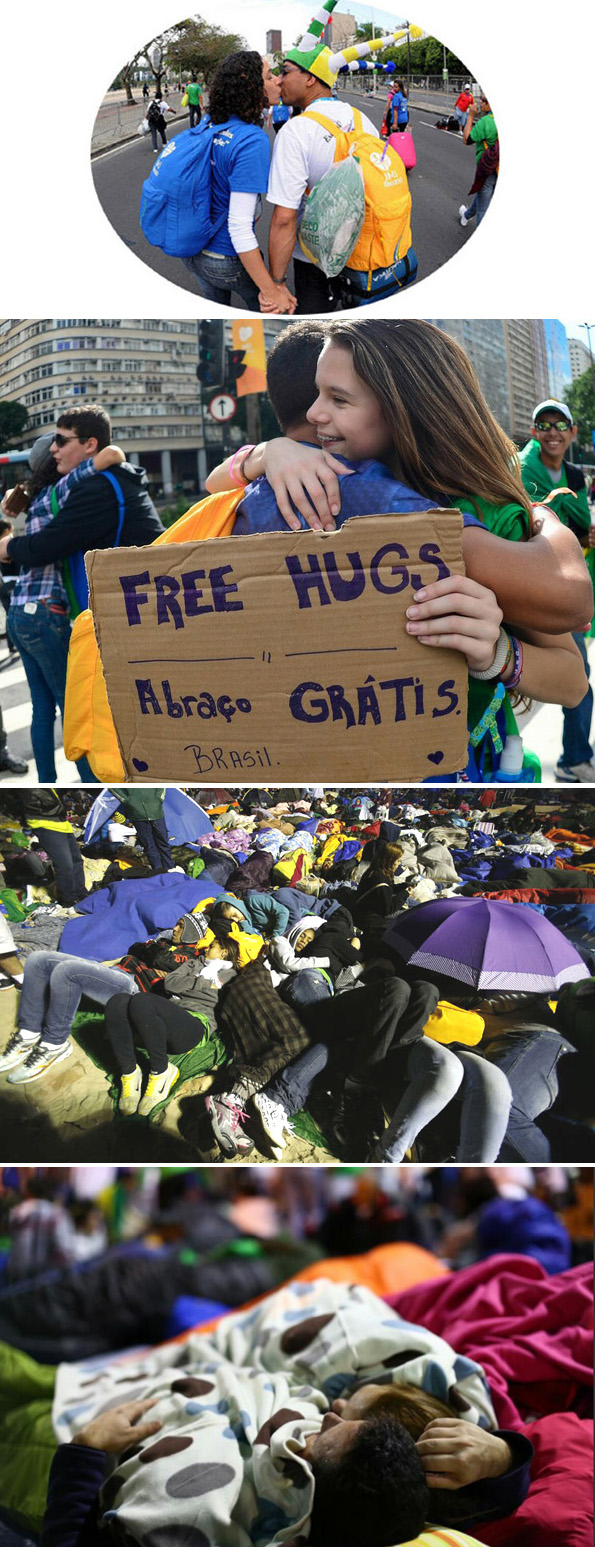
left=132, top=758, right=149, bottom=772
left=427, top=751, right=445, bottom=765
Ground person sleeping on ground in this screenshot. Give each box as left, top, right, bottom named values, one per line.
left=36, top=1278, right=533, bottom=1547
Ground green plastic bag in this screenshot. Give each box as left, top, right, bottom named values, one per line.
left=298, top=157, right=365, bottom=277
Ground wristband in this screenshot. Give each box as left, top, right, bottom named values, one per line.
left=502, top=634, right=524, bottom=691
left=229, top=444, right=256, bottom=486
left=468, top=625, right=510, bottom=680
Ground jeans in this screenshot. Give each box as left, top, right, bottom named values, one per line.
left=294, top=259, right=342, bottom=315
left=18, top=953, right=138, bottom=1046
left=182, top=250, right=261, bottom=310
left=104, top=992, right=204, bottom=1075
left=484, top=1026, right=573, bottom=1161
left=454, top=1048, right=512, bottom=1161
left=150, top=123, right=167, bottom=151
left=278, top=970, right=332, bottom=1011
left=134, top=816, right=174, bottom=873
left=561, top=631, right=593, bottom=767
left=379, top=1039, right=464, bottom=1161
left=189, top=104, right=201, bottom=127
left=463, top=173, right=497, bottom=227
left=29, top=828, right=86, bottom=907
left=453, top=106, right=468, bottom=129
left=8, top=601, right=95, bottom=783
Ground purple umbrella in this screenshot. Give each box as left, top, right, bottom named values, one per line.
left=383, top=897, right=589, bottom=992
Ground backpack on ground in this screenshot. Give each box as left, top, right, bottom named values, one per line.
left=140, top=119, right=215, bottom=257
left=298, top=107, right=412, bottom=283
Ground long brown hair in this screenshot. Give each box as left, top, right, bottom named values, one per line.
left=325, top=319, right=535, bottom=530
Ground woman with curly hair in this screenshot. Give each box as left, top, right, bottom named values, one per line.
left=183, top=52, right=296, bottom=314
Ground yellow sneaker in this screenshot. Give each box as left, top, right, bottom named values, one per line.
left=118, top=1064, right=142, bottom=1115
left=137, top=1061, right=180, bottom=1117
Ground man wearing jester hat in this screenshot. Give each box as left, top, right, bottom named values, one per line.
left=266, top=3, right=416, bottom=313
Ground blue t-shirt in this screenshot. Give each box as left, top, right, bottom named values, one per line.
left=233, top=449, right=484, bottom=534
left=390, top=90, right=408, bottom=126
left=272, top=103, right=290, bottom=124
left=210, top=118, right=271, bottom=256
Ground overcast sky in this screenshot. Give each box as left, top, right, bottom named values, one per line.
left=196, top=2, right=409, bottom=51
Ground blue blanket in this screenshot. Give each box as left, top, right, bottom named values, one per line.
left=60, top=872, right=222, bottom=961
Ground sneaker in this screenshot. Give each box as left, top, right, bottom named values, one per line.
left=458, top=204, right=469, bottom=227
left=7, top=1040, right=72, bottom=1084
left=137, top=1062, right=179, bottom=1117
left=0, top=749, right=28, bottom=776
left=0, top=1029, right=40, bottom=1072
left=554, top=760, right=595, bottom=783
left=252, top=1091, right=292, bottom=1156
left=118, top=1064, right=143, bottom=1116
left=206, top=1092, right=254, bottom=1158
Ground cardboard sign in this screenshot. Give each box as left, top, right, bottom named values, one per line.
left=86, top=511, right=468, bottom=783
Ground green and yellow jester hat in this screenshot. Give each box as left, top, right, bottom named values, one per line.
left=284, top=3, right=421, bottom=88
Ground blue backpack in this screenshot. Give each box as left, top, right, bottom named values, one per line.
left=140, top=118, right=215, bottom=257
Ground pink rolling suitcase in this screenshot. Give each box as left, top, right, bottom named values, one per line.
left=388, top=130, right=416, bottom=170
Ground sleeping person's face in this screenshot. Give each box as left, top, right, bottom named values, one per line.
left=307, top=343, right=393, bottom=464
left=171, top=919, right=186, bottom=943
left=295, top=927, right=316, bottom=951
left=302, top=1411, right=363, bottom=1464
left=331, top=1384, right=391, bottom=1421
left=219, top=903, right=245, bottom=925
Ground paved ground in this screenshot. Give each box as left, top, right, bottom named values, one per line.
left=0, top=984, right=333, bottom=1164
left=91, top=87, right=481, bottom=304
left=2, top=625, right=589, bottom=787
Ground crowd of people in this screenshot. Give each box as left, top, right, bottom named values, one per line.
left=1, top=785, right=594, bottom=1163
left=0, top=1164, right=591, bottom=1547
left=1, top=318, right=592, bottom=787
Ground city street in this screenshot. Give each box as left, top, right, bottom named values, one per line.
left=92, top=88, right=480, bottom=302
left=2, top=624, right=590, bottom=788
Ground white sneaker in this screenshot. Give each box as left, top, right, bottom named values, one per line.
left=137, top=1061, right=179, bottom=1116
left=118, top=1064, right=143, bottom=1116
left=555, top=760, right=595, bottom=783
left=7, top=1040, right=73, bottom=1083
left=252, top=1091, right=292, bottom=1155
left=0, top=1029, right=40, bottom=1072
left=459, top=204, right=469, bottom=226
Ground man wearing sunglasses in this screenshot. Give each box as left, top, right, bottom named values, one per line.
left=0, top=406, right=163, bottom=594
left=520, top=400, right=594, bottom=781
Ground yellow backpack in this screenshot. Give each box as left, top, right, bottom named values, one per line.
left=424, top=1002, right=485, bottom=1047
left=302, top=108, right=412, bottom=278
left=63, top=488, right=245, bottom=780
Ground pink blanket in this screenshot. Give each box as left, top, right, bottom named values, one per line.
left=388, top=1255, right=593, bottom=1547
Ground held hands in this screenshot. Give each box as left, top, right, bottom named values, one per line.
left=416, top=1419, right=513, bottom=1489
left=263, top=438, right=354, bottom=531
left=73, top=1397, right=162, bottom=1455
left=259, top=283, right=297, bottom=315
left=405, top=575, right=503, bottom=671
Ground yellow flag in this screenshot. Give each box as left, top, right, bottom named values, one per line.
left=231, top=319, right=267, bottom=397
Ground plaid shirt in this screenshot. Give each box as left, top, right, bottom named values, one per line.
left=10, top=457, right=97, bottom=610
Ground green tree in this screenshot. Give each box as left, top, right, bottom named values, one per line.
left=566, top=369, right=595, bottom=452
left=0, top=401, right=29, bottom=452
left=166, top=18, right=246, bottom=86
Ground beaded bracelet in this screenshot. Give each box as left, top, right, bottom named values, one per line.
left=502, top=634, right=524, bottom=691
left=229, top=444, right=256, bottom=486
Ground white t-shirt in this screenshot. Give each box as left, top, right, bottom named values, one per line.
left=266, top=97, right=376, bottom=263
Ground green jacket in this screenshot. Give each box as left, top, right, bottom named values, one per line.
left=110, top=787, right=166, bottom=822
left=518, top=438, right=592, bottom=540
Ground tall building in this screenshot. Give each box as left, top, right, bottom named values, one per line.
left=568, top=335, right=593, bottom=382
left=544, top=319, right=572, bottom=400
left=431, top=319, right=550, bottom=442
left=330, top=13, right=357, bottom=49
left=266, top=30, right=282, bottom=53
left=0, top=319, right=286, bottom=495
